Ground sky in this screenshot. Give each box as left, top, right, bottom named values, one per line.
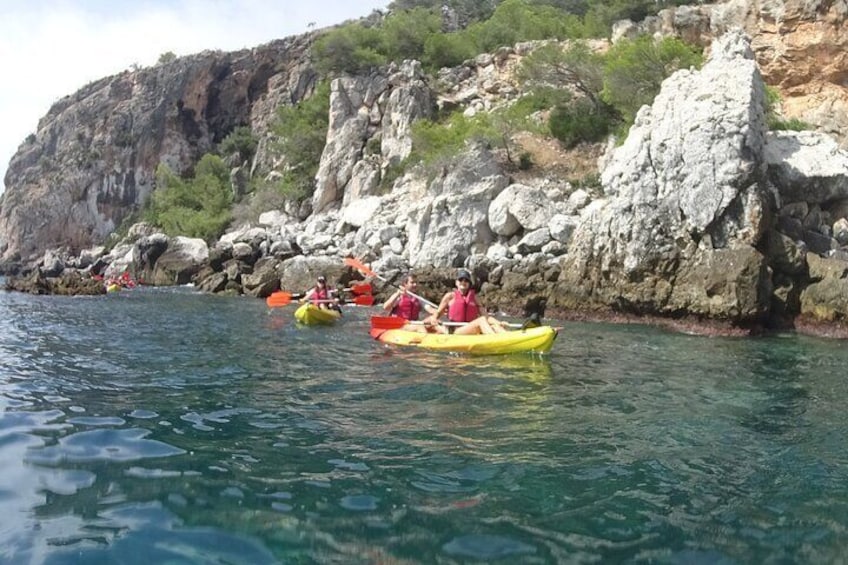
left=0, top=0, right=389, bottom=193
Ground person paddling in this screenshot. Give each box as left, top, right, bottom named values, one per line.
left=382, top=273, right=442, bottom=333
left=300, top=275, right=340, bottom=311
left=424, top=269, right=506, bottom=335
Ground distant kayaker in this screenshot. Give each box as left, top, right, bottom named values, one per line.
left=425, top=269, right=506, bottom=335
left=301, top=275, right=341, bottom=311
left=382, top=273, right=443, bottom=333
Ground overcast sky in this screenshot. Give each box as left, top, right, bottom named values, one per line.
left=0, top=0, right=389, bottom=193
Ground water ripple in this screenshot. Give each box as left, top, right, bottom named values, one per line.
left=1, top=287, right=848, bottom=562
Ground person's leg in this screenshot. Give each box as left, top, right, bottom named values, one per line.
left=487, top=316, right=507, bottom=333
left=453, top=319, right=484, bottom=335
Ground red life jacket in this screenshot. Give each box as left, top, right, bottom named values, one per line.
left=311, top=286, right=330, bottom=305
left=448, top=289, right=479, bottom=322
left=392, top=293, right=421, bottom=321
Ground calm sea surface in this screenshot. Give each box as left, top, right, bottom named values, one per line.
left=1, top=283, right=847, bottom=564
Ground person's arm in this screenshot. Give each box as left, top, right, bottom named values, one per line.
left=382, top=288, right=404, bottom=313
left=300, top=289, right=315, bottom=304
left=422, top=300, right=438, bottom=316
left=425, top=293, right=450, bottom=324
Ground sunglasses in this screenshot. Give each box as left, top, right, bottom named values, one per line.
left=457, top=278, right=470, bottom=283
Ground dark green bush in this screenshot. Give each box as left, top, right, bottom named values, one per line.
left=272, top=81, right=331, bottom=200
left=312, top=24, right=386, bottom=74
left=764, top=85, right=810, bottom=131
left=146, top=155, right=233, bottom=241
left=410, top=112, right=501, bottom=165
left=549, top=99, right=617, bottom=147
left=218, top=126, right=258, bottom=164
left=601, top=35, right=702, bottom=124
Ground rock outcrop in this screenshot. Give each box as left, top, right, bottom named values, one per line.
left=618, top=0, right=848, bottom=148
left=0, top=34, right=318, bottom=263
left=557, top=30, right=773, bottom=326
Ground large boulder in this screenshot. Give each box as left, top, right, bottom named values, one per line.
left=557, top=30, right=773, bottom=325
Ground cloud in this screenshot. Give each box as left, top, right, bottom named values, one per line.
left=0, top=0, right=387, bottom=193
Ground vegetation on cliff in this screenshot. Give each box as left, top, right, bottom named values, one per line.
left=145, top=0, right=702, bottom=240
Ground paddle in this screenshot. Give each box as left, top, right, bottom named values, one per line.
left=269, top=294, right=375, bottom=308
left=265, top=282, right=373, bottom=308
left=344, top=258, right=438, bottom=309
left=311, top=296, right=375, bottom=306
left=346, top=258, right=538, bottom=328
left=342, top=295, right=375, bottom=306
left=371, top=315, right=524, bottom=330
left=266, top=292, right=301, bottom=307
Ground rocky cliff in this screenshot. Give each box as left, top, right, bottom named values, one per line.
left=0, top=34, right=318, bottom=262
left=6, top=0, right=848, bottom=334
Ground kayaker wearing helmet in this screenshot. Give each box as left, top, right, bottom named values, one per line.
left=382, top=273, right=443, bottom=333
left=424, top=269, right=506, bottom=335
left=300, top=275, right=340, bottom=311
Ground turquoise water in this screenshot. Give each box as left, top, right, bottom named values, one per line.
left=1, top=285, right=847, bottom=563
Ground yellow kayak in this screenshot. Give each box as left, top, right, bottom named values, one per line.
left=294, top=303, right=341, bottom=325
left=370, top=325, right=558, bottom=355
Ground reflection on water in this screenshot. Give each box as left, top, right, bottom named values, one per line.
left=0, top=287, right=847, bottom=563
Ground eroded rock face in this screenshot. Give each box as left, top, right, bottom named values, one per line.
left=0, top=35, right=317, bottom=263
left=557, top=30, right=773, bottom=325
left=625, top=0, right=848, bottom=148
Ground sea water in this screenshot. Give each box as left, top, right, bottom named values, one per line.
left=0, top=285, right=846, bottom=563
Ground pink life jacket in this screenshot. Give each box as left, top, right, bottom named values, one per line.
left=392, top=293, right=421, bottom=321
left=311, top=286, right=330, bottom=305
left=448, top=289, right=479, bottom=322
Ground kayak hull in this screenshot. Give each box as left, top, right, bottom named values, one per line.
left=294, top=303, right=341, bottom=325
left=370, top=325, right=557, bottom=355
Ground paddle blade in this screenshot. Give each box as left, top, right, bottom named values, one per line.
left=370, top=316, right=408, bottom=330
left=347, top=282, right=372, bottom=295
left=265, top=292, right=293, bottom=308
left=350, top=294, right=374, bottom=306
left=344, top=257, right=377, bottom=278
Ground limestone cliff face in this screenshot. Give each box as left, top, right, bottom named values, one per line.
left=0, top=35, right=316, bottom=262
left=558, top=31, right=773, bottom=325
left=618, top=0, right=848, bottom=146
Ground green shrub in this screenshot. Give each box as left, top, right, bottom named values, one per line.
left=273, top=81, right=331, bottom=200
left=517, top=41, right=605, bottom=107
left=769, top=117, right=810, bottom=132
left=314, top=0, right=588, bottom=75
left=146, top=155, right=233, bottom=241
left=601, top=35, right=702, bottom=124
left=422, top=32, right=478, bottom=69
left=312, top=23, right=387, bottom=74
left=549, top=99, right=617, bottom=147
left=218, top=126, right=258, bottom=163
left=410, top=111, right=501, bottom=165
left=380, top=159, right=408, bottom=191
left=465, top=0, right=575, bottom=52
left=381, top=7, right=442, bottom=61
left=763, top=85, right=811, bottom=131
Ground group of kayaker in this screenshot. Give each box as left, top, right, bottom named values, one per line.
left=381, top=269, right=507, bottom=335
left=295, top=267, right=508, bottom=335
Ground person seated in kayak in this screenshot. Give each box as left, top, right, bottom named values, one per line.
left=300, top=275, right=341, bottom=311
left=424, top=269, right=507, bottom=335
left=382, top=273, right=444, bottom=333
